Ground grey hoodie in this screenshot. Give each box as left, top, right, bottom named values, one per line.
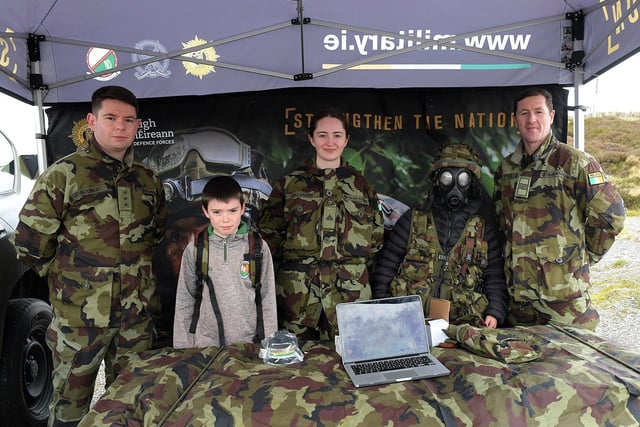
left=173, top=223, right=278, bottom=348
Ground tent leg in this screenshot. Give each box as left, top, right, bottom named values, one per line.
left=32, top=81, right=48, bottom=174
left=571, top=69, right=586, bottom=152
left=29, top=34, right=49, bottom=174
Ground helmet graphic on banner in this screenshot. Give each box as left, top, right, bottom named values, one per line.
left=144, top=127, right=271, bottom=222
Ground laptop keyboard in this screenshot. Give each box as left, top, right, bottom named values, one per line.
left=352, top=355, right=434, bottom=375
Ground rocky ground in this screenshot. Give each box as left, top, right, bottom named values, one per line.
left=590, top=215, right=640, bottom=353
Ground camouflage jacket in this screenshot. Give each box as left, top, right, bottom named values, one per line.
left=259, top=158, right=384, bottom=264
left=13, top=139, right=167, bottom=328
left=259, top=159, right=384, bottom=331
left=493, top=134, right=626, bottom=303
left=373, top=200, right=507, bottom=325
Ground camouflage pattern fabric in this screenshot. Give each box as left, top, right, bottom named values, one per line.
left=259, top=159, right=384, bottom=337
left=46, top=316, right=152, bottom=425
left=13, top=140, right=167, bottom=328
left=444, top=323, right=544, bottom=363
left=506, top=293, right=601, bottom=331
left=80, top=325, right=640, bottom=426
left=390, top=209, right=489, bottom=323
left=494, top=134, right=626, bottom=328
left=12, top=139, right=167, bottom=425
left=430, top=143, right=482, bottom=179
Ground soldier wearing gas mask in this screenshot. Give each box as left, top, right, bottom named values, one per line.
left=371, top=143, right=507, bottom=327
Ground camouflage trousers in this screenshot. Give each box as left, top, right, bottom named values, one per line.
left=46, top=314, right=152, bottom=427
left=506, top=292, right=600, bottom=331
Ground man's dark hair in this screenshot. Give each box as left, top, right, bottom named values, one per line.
left=201, top=175, right=245, bottom=208
left=91, top=85, right=139, bottom=115
left=513, top=87, right=554, bottom=114
left=309, top=106, right=349, bottom=138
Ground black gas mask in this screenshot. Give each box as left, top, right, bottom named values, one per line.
left=436, top=167, right=472, bottom=210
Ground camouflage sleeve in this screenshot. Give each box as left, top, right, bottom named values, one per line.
left=152, top=174, right=168, bottom=246
left=259, top=240, right=278, bottom=339
left=258, top=177, right=287, bottom=261
left=578, top=157, right=626, bottom=263
left=12, top=168, right=64, bottom=276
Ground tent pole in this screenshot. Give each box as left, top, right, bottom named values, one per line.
left=565, top=10, right=585, bottom=152
left=572, top=69, right=586, bottom=152
left=297, top=0, right=305, bottom=74
left=27, top=33, right=48, bottom=174
left=292, top=0, right=312, bottom=81
left=33, top=86, right=47, bottom=175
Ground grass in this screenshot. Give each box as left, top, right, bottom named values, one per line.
left=590, top=281, right=640, bottom=312
left=610, top=259, right=628, bottom=269
left=590, top=245, right=640, bottom=314
left=568, top=115, right=640, bottom=314
left=569, top=115, right=640, bottom=210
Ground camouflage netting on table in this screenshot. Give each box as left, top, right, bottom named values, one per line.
left=80, top=325, right=640, bottom=426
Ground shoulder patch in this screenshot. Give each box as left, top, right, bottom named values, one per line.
left=588, top=172, right=606, bottom=186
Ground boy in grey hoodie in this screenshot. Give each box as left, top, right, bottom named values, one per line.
left=173, top=176, right=278, bottom=348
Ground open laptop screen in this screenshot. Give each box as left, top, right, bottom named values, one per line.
left=337, top=295, right=430, bottom=364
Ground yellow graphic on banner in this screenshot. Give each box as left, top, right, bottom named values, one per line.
left=70, top=119, right=93, bottom=149
left=601, top=0, right=639, bottom=55
left=0, top=28, right=18, bottom=81
left=181, top=36, right=220, bottom=79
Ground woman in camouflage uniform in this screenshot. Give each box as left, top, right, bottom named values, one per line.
left=259, top=107, right=384, bottom=339
left=371, top=143, right=507, bottom=328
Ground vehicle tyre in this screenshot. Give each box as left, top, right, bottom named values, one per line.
left=0, top=298, right=53, bottom=426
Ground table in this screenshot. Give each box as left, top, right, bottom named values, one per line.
left=80, top=325, right=640, bottom=426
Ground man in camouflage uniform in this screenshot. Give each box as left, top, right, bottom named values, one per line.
left=372, top=143, right=507, bottom=327
left=13, top=85, right=167, bottom=426
left=493, top=87, right=626, bottom=331
left=259, top=107, right=384, bottom=339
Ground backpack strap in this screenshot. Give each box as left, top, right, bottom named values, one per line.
left=247, top=225, right=265, bottom=343
left=461, top=216, right=486, bottom=276
left=188, top=230, right=206, bottom=334
left=189, top=228, right=226, bottom=346
left=203, top=270, right=226, bottom=347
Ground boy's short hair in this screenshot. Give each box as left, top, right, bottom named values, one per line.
left=201, top=175, right=245, bottom=208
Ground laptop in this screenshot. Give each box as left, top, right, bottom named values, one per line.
left=336, top=295, right=450, bottom=387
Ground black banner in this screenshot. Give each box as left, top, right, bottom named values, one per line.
left=46, top=85, right=568, bottom=337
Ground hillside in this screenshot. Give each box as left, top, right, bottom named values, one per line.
left=569, top=115, right=640, bottom=211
